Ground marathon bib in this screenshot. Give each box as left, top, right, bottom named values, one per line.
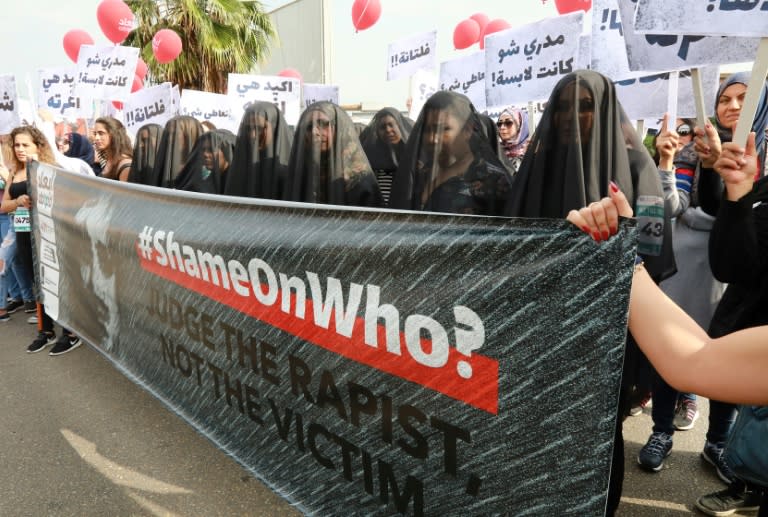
left=13, top=207, right=31, bottom=232
left=635, top=195, right=664, bottom=256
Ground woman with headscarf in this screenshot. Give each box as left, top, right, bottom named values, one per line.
left=360, top=107, right=413, bottom=206
left=389, top=91, right=512, bottom=216
left=224, top=102, right=293, bottom=199
left=92, top=116, right=133, bottom=181
left=283, top=102, right=383, bottom=207
left=174, top=129, right=236, bottom=194
left=670, top=72, right=768, bottom=514
left=127, top=123, right=163, bottom=185
left=64, top=132, right=98, bottom=175
left=505, top=70, right=675, bottom=516
left=146, top=115, right=205, bottom=188
left=497, top=107, right=531, bottom=174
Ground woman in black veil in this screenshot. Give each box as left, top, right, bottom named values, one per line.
left=146, top=115, right=205, bottom=188
left=283, top=102, right=383, bottom=207
left=174, top=129, right=236, bottom=194
left=506, top=70, right=675, bottom=516
left=223, top=102, right=293, bottom=199
left=128, top=123, right=163, bottom=185
left=360, top=107, right=413, bottom=206
left=389, top=91, right=512, bottom=215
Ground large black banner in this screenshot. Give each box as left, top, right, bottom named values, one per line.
left=31, top=163, right=636, bottom=516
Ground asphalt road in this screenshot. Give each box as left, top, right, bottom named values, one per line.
left=0, top=313, right=728, bottom=516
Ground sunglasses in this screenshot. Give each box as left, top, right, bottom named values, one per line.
left=676, top=124, right=692, bottom=136
left=496, top=120, right=516, bottom=129
left=306, top=119, right=332, bottom=131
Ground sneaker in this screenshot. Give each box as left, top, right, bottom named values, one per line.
left=27, top=315, right=38, bottom=325
left=0, top=311, right=9, bottom=322
left=5, top=299, right=24, bottom=314
left=49, top=335, right=82, bottom=356
left=702, top=441, right=737, bottom=484
left=673, top=398, right=700, bottom=430
left=27, top=332, right=57, bottom=353
left=638, top=431, right=673, bottom=472
left=23, top=300, right=37, bottom=313
left=695, top=486, right=761, bottom=516
left=629, top=392, right=652, bottom=416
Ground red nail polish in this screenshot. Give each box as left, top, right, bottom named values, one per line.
left=581, top=225, right=592, bottom=235
left=610, top=225, right=618, bottom=235
left=610, top=181, right=619, bottom=193
left=592, top=232, right=601, bottom=242
left=601, top=230, right=610, bottom=240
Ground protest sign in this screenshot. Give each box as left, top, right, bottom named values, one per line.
left=614, top=67, right=718, bottom=121
left=228, top=73, right=301, bottom=127
left=408, top=69, right=437, bottom=121
left=31, top=163, right=636, bottom=516
left=123, top=83, right=175, bottom=134
left=303, top=84, right=340, bottom=109
left=634, top=0, right=768, bottom=38
left=387, top=30, right=438, bottom=82
left=180, top=89, right=232, bottom=129
left=591, top=0, right=633, bottom=80
left=73, top=45, right=140, bottom=101
left=0, top=75, right=20, bottom=134
left=618, top=0, right=760, bottom=71
left=37, top=66, right=91, bottom=119
left=439, top=51, right=487, bottom=112
left=485, top=12, right=583, bottom=106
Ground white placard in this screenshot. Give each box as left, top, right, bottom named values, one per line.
left=577, top=34, right=592, bottom=71
left=485, top=12, right=583, bottom=106
left=227, top=73, right=301, bottom=127
left=591, top=0, right=632, bottom=79
left=387, top=30, right=437, bottom=82
left=439, top=51, right=487, bottom=111
left=74, top=45, right=140, bottom=101
left=614, top=66, right=719, bottom=121
left=634, top=0, right=768, bottom=38
left=303, top=84, right=339, bottom=109
left=37, top=66, right=91, bottom=119
left=408, top=69, right=438, bottom=121
left=619, top=1, right=760, bottom=71
left=0, top=75, right=20, bottom=134
left=180, top=89, right=232, bottom=128
left=123, top=83, right=175, bottom=134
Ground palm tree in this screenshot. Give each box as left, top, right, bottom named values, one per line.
left=125, top=0, right=275, bottom=93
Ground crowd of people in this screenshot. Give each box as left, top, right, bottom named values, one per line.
left=1, top=68, right=767, bottom=515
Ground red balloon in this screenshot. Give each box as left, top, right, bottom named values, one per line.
left=112, top=101, right=123, bottom=110
left=351, top=0, right=381, bottom=32
left=278, top=68, right=303, bottom=83
left=469, top=13, right=490, bottom=34
left=135, top=58, right=148, bottom=80
left=453, top=19, right=481, bottom=50
left=152, top=29, right=183, bottom=64
left=479, top=19, right=511, bottom=49
left=96, top=0, right=135, bottom=44
left=62, top=29, right=94, bottom=63
left=554, top=0, right=592, bottom=14
left=131, top=75, right=143, bottom=93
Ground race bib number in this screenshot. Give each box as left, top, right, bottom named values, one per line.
left=635, top=195, right=664, bottom=256
left=13, top=207, right=31, bottom=232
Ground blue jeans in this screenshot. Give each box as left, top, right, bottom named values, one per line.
left=0, top=215, right=34, bottom=307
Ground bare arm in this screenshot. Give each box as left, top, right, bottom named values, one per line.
left=568, top=185, right=768, bottom=405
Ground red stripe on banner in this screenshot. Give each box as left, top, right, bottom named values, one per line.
left=138, top=249, right=499, bottom=414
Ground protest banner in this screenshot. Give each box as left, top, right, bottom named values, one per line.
left=228, top=73, right=301, bottom=127
left=180, top=89, right=233, bottom=130
left=439, top=51, right=487, bottom=112
left=634, top=0, right=768, bottom=38
left=303, top=84, right=340, bottom=110
left=408, top=69, right=437, bottom=121
left=73, top=44, right=140, bottom=101
left=387, top=30, right=438, bottom=82
left=31, top=163, right=636, bottom=516
left=614, top=67, right=718, bottom=121
left=123, top=83, right=175, bottom=135
left=484, top=12, right=583, bottom=107
left=0, top=75, right=20, bottom=134
left=37, top=66, right=91, bottom=120
left=618, top=0, right=760, bottom=72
